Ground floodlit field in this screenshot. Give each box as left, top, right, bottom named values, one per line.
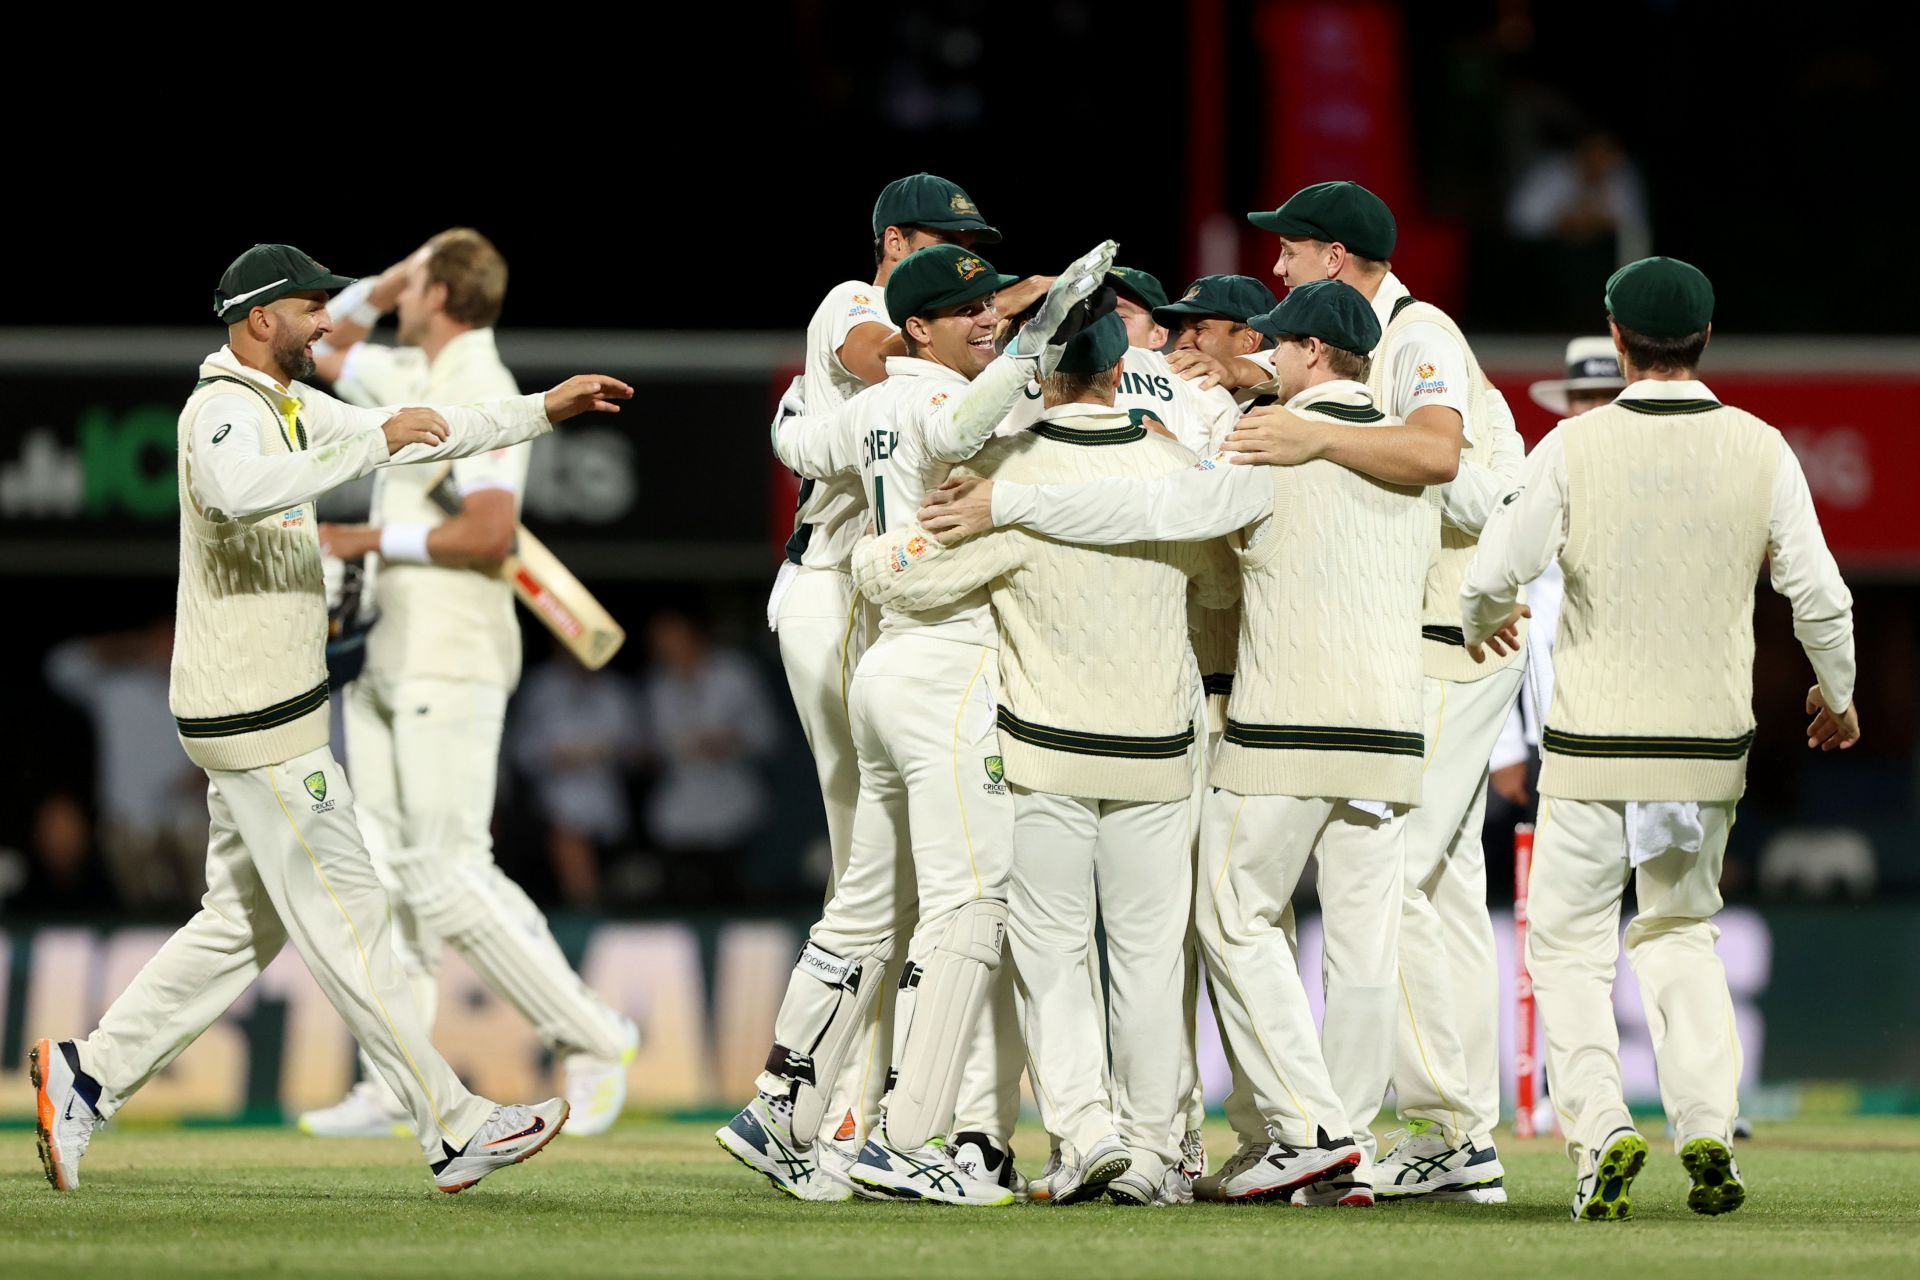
left=4, top=1117, right=1917, bottom=1278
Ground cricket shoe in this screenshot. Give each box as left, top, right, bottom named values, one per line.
left=1680, top=1135, right=1746, bottom=1216
left=1374, top=1119, right=1508, bottom=1202
left=1108, top=1164, right=1162, bottom=1206
left=1156, top=1129, right=1214, bottom=1205
left=1571, top=1126, right=1648, bottom=1222
left=1194, top=1128, right=1362, bottom=1203
left=296, top=1081, right=410, bottom=1139
left=431, top=1097, right=568, bottom=1193
left=715, top=1094, right=850, bottom=1202
left=1030, top=1135, right=1132, bottom=1205
left=562, top=1016, right=641, bottom=1137
left=950, top=1131, right=1027, bottom=1200
left=818, top=1138, right=892, bottom=1200
left=849, top=1134, right=1014, bottom=1206
left=31, top=1039, right=103, bottom=1191
left=1291, top=1176, right=1375, bottom=1207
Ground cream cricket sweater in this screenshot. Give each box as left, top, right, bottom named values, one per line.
left=172, top=347, right=551, bottom=770
left=1212, top=385, right=1438, bottom=804
left=1369, top=297, right=1527, bottom=682
left=852, top=405, right=1237, bottom=801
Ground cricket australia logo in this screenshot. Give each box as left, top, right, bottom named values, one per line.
left=304, top=771, right=335, bottom=813
left=983, top=756, right=1007, bottom=795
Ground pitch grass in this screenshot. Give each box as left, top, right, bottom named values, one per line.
left=3, top=1118, right=1918, bottom=1279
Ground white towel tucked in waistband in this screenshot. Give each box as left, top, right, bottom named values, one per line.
left=1626, top=801, right=1705, bottom=867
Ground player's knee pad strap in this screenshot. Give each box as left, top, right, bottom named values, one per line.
left=883, top=899, right=1008, bottom=1150
left=777, top=937, right=895, bottom=1143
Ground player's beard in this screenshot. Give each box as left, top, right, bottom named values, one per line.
left=273, top=325, right=318, bottom=384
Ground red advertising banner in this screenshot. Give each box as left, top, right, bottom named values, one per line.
left=1489, top=369, right=1920, bottom=571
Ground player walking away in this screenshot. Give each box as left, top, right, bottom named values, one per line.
left=30, top=244, right=633, bottom=1194
left=291, top=230, right=638, bottom=1140
left=1223, top=181, right=1524, bottom=1202
left=773, top=173, right=1003, bottom=1179
left=721, top=239, right=1117, bottom=1205
left=917, top=282, right=1494, bottom=1206
left=853, top=311, right=1237, bottom=1207
left=1462, top=257, right=1857, bottom=1221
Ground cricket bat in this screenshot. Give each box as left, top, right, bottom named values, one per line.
left=423, top=465, right=626, bottom=670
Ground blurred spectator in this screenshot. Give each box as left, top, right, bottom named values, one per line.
left=5, top=794, right=113, bottom=914
left=42, top=621, right=207, bottom=906
left=1507, top=128, right=1651, bottom=267
left=510, top=647, right=644, bottom=909
left=637, top=610, right=779, bottom=904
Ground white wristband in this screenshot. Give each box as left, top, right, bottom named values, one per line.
left=379, top=523, right=432, bottom=564
left=331, top=277, right=382, bottom=328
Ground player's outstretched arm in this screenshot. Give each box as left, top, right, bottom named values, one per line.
left=852, top=520, right=1019, bottom=612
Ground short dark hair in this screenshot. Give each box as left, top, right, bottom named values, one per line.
left=1611, top=317, right=1709, bottom=374
left=874, top=223, right=927, bottom=266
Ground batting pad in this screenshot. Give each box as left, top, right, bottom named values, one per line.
left=772, top=938, right=896, bottom=1145
left=881, top=898, right=1009, bottom=1151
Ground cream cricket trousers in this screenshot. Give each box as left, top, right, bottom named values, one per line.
left=1010, top=787, right=1191, bottom=1182
left=345, top=672, right=629, bottom=1065
left=1528, top=797, right=1742, bottom=1159
left=75, top=745, right=492, bottom=1160
left=1197, top=790, right=1404, bottom=1159
left=775, top=565, right=892, bottom=1144
left=769, top=633, right=1013, bottom=1128
left=1392, top=666, right=1522, bottom=1144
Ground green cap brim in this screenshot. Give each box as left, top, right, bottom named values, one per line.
left=1247, top=210, right=1311, bottom=236
left=1150, top=300, right=1231, bottom=325
left=1248, top=313, right=1289, bottom=338
left=909, top=271, right=1020, bottom=318
left=915, top=218, right=1003, bottom=244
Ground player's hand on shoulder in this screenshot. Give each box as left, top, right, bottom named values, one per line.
left=1167, top=348, right=1242, bottom=392
left=381, top=407, right=451, bottom=455
left=1805, top=685, right=1861, bottom=751
left=544, top=375, right=636, bottom=423
left=1224, top=406, right=1324, bottom=467
left=918, top=475, right=994, bottom=544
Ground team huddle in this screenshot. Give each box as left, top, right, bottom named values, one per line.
left=721, top=174, right=1860, bottom=1221
left=27, top=174, right=1857, bottom=1223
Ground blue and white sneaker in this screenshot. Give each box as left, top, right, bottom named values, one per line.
left=32, top=1039, right=104, bottom=1192
left=849, top=1133, right=1015, bottom=1206
left=1572, top=1126, right=1648, bottom=1222
left=715, top=1094, right=850, bottom=1202
left=1375, top=1119, right=1507, bottom=1203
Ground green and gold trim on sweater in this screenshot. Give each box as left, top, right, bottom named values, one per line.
left=177, top=681, right=329, bottom=740
left=1305, top=400, right=1387, bottom=423
left=1616, top=398, right=1723, bottom=416
left=1030, top=420, right=1149, bottom=447
left=996, top=706, right=1192, bottom=759
left=1223, top=720, right=1424, bottom=756
left=1542, top=726, right=1755, bottom=761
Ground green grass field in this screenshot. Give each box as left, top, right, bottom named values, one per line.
left=3, top=1117, right=1917, bottom=1278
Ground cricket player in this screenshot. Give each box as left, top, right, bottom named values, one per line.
left=1156, top=274, right=1282, bottom=411
left=30, top=244, right=632, bottom=1193
left=1461, top=257, right=1856, bottom=1221
left=853, top=311, right=1237, bottom=1207
left=1223, top=182, right=1524, bottom=1200
left=718, top=239, right=1118, bottom=1205
left=291, top=230, right=638, bottom=1140
left=773, top=173, right=1002, bottom=1173
left=966, top=268, right=1241, bottom=1197
left=918, top=281, right=1485, bottom=1205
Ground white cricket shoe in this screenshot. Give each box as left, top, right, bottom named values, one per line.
left=1155, top=1127, right=1209, bottom=1205
left=31, top=1039, right=103, bottom=1192
left=850, top=1134, right=1014, bottom=1206
left=817, top=1138, right=891, bottom=1200
left=1031, top=1135, right=1132, bottom=1205
left=715, top=1093, right=850, bottom=1202
left=296, top=1081, right=410, bottom=1139
left=1291, top=1176, right=1376, bottom=1207
left=1375, top=1119, right=1508, bottom=1202
left=1571, top=1126, right=1648, bottom=1222
left=949, top=1131, right=1026, bottom=1200
left=1194, top=1127, right=1361, bottom=1203
left=562, top=1016, right=640, bottom=1137
left=431, top=1098, right=567, bottom=1193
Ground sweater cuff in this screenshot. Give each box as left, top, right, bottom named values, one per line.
left=1807, top=636, right=1856, bottom=714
